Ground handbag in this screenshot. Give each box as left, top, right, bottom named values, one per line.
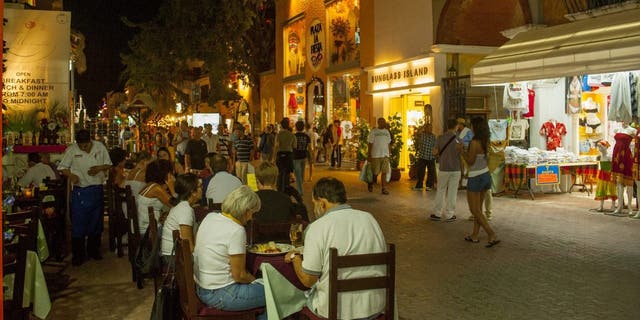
left=359, top=161, right=373, bottom=183
left=150, top=240, right=180, bottom=320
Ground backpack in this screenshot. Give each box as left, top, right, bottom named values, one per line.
left=134, top=226, right=161, bottom=279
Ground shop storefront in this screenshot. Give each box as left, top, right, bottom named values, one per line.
left=471, top=9, right=640, bottom=206
left=366, top=55, right=437, bottom=169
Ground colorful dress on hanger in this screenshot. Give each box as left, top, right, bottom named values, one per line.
left=539, top=121, right=567, bottom=151
left=595, top=161, right=617, bottom=201
left=612, top=132, right=634, bottom=186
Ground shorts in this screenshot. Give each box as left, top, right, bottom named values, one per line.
left=370, top=157, right=390, bottom=175
left=467, top=171, right=491, bottom=192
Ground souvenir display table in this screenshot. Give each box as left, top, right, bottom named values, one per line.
left=504, top=162, right=598, bottom=200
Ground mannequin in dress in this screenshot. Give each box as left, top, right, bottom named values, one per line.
left=594, top=141, right=616, bottom=212
left=610, top=122, right=636, bottom=215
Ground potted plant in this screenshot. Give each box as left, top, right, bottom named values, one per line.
left=408, top=119, right=425, bottom=180
left=353, top=117, right=370, bottom=170
left=387, top=113, right=403, bottom=181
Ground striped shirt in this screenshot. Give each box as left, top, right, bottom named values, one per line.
left=234, top=136, right=254, bottom=162
left=217, top=134, right=230, bottom=157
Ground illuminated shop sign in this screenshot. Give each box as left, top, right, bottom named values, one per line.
left=367, top=57, right=435, bottom=92
left=307, top=19, right=324, bottom=72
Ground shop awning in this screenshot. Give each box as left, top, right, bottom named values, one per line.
left=470, top=9, right=640, bottom=86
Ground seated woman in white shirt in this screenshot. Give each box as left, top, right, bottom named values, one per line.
left=194, top=186, right=266, bottom=319
left=161, top=173, right=200, bottom=258
left=137, top=159, right=176, bottom=235
left=125, top=151, right=152, bottom=196
left=18, top=152, right=56, bottom=187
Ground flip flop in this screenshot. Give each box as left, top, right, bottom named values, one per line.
left=485, top=239, right=501, bottom=248
left=464, top=236, right=479, bottom=243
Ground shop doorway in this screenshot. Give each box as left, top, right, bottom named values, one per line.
left=389, top=94, right=430, bottom=169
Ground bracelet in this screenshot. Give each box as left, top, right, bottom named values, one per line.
left=289, top=252, right=301, bottom=260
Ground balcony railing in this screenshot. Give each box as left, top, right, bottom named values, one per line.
left=564, top=0, right=640, bottom=14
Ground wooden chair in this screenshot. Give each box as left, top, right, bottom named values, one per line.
left=2, top=235, right=32, bottom=319
left=248, top=220, right=292, bottom=245
left=124, top=185, right=143, bottom=287
left=39, top=182, right=68, bottom=261
left=172, top=230, right=263, bottom=319
left=207, top=198, right=222, bottom=211
left=147, top=207, right=161, bottom=292
left=300, top=244, right=396, bottom=320
left=110, top=185, right=129, bottom=257
left=4, top=207, right=40, bottom=252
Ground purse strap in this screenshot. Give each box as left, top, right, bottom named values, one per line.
left=438, top=135, right=457, bottom=156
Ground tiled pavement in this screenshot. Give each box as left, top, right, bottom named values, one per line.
left=48, top=165, right=640, bottom=320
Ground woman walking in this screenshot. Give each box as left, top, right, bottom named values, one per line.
left=460, top=117, right=500, bottom=248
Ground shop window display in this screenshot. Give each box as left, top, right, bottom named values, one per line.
left=285, top=83, right=306, bottom=120
left=326, top=0, right=360, bottom=66
left=284, top=20, right=306, bottom=77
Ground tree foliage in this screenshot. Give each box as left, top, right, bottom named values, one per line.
left=120, top=0, right=275, bottom=113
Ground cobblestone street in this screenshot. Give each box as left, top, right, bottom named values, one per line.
left=50, top=165, right=640, bottom=320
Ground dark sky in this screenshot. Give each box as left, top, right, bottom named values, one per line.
left=63, top=0, right=160, bottom=116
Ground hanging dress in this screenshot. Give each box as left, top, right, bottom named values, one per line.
left=612, top=132, right=634, bottom=186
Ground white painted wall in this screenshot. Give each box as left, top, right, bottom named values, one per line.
left=529, top=79, right=578, bottom=155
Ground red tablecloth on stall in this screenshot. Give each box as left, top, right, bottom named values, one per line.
left=13, top=145, right=67, bottom=154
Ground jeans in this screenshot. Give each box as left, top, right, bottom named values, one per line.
left=414, top=158, right=436, bottom=188
left=293, top=158, right=306, bottom=195
left=331, top=145, right=342, bottom=167
left=432, top=170, right=461, bottom=219
left=197, top=283, right=266, bottom=320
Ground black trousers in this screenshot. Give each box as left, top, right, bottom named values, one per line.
left=276, top=151, right=293, bottom=192
left=414, top=158, right=436, bottom=188
left=331, top=145, right=342, bottom=167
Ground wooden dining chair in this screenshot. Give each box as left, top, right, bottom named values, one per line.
left=111, top=185, right=129, bottom=257
left=2, top=235, right=32, bottom=319
left=172, top=230, right=263, bottom=320
left=39, top=183, right=68, bottom=262
left=206, top=198, right=222, bottom=211
left=4, top=206, right=40, bottom=252
left=248, top=220, right=292, bottom=245
left=299, top=243, right=396, bottom=320
left=147, top=207, right=161, bottom=292
left=124, top=185, right=142, bottom=286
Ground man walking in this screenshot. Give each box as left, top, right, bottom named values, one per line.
left=412, top=123, right=436, bottom=191
left=430, top=119, right=462, bottom=222
left=233, top=126, right=255, bottom=184
left=184, top=127, right=208, bottom=174
left=368, top=117, right=392, bottom=195
left=201, top=123, right=219, bottom=156
left=58, top=129, right=112, bottom=266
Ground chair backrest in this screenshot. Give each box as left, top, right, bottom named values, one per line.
left=328, top=243, right=396, bottom=320
left=2, top=236, right=30, bottom=315
left=125, top=185, right=141, bottom=261
left=249, top=220, right=292, bottom=245
left=207, top=198, right=222, bottom=211
left=148, top=207, right=158, bottom=246
left=173, top=229, right=200, bottom=318
left=4, top=206, right=40, bottom=252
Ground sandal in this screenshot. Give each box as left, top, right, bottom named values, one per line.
left=464, top=236, right=479, bottom=243
left=485, top=239, right=501, bottom=248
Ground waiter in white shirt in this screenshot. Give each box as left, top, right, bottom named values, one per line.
left=58, top=129, right=112, bottom=266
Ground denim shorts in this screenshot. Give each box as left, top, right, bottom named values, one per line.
left=467, top=172, right=491, bottom=192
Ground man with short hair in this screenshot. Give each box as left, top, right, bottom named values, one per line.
left=368, top=117, right=392, bottom=195
left=184, top=127, right=208, bottom=174
left=205, top=154, right=242, bottom=204
left=330, top=119, right=342, bottom=168
left=233, top=126, right=255, bottom=184
left=58, top=129, right=112, bottom=265
left=18, top=152, right=56, bottom=187
left=285, top=177, right=387, bottom=319
left=201, top=123, right=219, bottom=156
left=430, top=119, right=462, bottom=222
left=254, top=162, right=294, bottom=223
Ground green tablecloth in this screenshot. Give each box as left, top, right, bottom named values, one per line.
left=261, top=263, right=307, bottom=320
left=3, top=250, right=52, bottom=319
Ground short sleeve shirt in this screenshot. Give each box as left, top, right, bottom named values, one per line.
left=367, top=128, right=391, bottom=158
left=58, top=141, right=112, bottom=187
left=194, top=213, right=246, bottom=289
left=302, top=205, right=387, bottom=319
left=435, top=132, right=461, bottom=172
left=161, top=200, right=195, bottom=256
left=206, top=172, right=242, bottom=203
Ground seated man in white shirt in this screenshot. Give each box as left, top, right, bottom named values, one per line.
left=284, top=177, right=387, bottom=319
left=18, top=152, right=56, bottom=187
left=205, top=154, right=242, bottom=205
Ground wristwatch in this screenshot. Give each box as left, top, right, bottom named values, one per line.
left=289, top=252, right=301, bottom=260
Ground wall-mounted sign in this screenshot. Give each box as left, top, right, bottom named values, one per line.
left=2, top=9, right=71, bottom=134
left=367, top=56, right=435, bottom=93
left=307, top=19, right=324, bottom=72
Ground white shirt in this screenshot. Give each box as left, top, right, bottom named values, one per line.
left=488, top=120, right=509, bottom=142
left=58, top=141, right=112, bottom=187
left=367, top=128, right=391, bottom=158
left=206, top=171, right=242, bottom=203
left=161, top=200, right=195, bottom=256
left=18, top=162, right=56, bottom=187
left=509, top=119, right=529, bottom=141
left=194, top=213, right=246, bottom=289
left=302, top=205, right=387, bottom=319
left=201, top=134, right=219, bottom=154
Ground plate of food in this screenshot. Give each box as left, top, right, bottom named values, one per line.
left=248, top=241, right=294, bottom=255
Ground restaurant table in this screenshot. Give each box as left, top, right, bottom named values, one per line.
left=3, top=250, right=52, bottom=319
left=246, top=251, right=307, bottom=290
left=504, top=162, right=598, bottom=200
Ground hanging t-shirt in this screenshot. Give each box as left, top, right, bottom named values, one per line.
left=503, top=82, right=528, bottom=111
left=522, top=88, right=535, bottom=118
left=509, top=119, right=529, bottom=141
left=340, top=120, right=353, bottom=140
left=488, top=119, right=509, bottom=142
